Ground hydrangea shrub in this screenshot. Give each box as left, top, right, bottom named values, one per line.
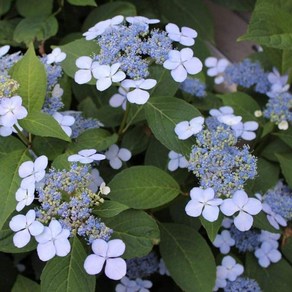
left=0, top=0, right=292, bottom=291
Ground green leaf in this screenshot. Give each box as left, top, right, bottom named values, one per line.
left=32, top=137, right=68, bottom=160
left=262, top=138, right=291, bottom=162
left=103, top=209, right=160, bottom=258
left=276, top=153, right=292, bottom=188
left=108, top=166, right=180, bottom=209
left=19, top=112, right=71, bottom=142
left=0, top=0, right=13, bottom=16
left=253, top=212, right=279, bottom=233
left=157, top=0, right=214, bottom=41
left=159, top=223, right=216, bottom=292
left=121, top=124, right=149, bottom=155
left=219, top=92, right=261, bottom=121
left=93, top=200, right=129, bottom=218
left=282, top=237, right=292, bottom=264
left=82, top=1, right=136, bottom=31
left=212, top=0, right=255, bottom=11
left=67, top=0, right=96, bottom=6
left=59, top=38, right=99, bottom=79
left=144, top=138, right=169, bottom=170
left=149, top=65, right=179, bottom=97
left=41, top=236, right=95, bottom=292
left=0, top=136, right=25, bottom=159
left=13, top=15, right=58, bottom=45
left=0, top=150, right=30, bottom=230
left=52, top=153, right=71, bottom=170
left=246, top=158, right=280, bottom=194
left=169, top=196, right=201, bottom=230
left=16, top=0, right=53, bottom=17
left=200, top=214, right=223, bottom=242
left=246, top=254, right=292, bottom=292
left=12, top=275, right=40, bottom=292
left=274, top=127, right=292, bottom=148
left=145, top=96, right=201, bottom=156
left=239, top=0, right=292, bottom=50
left=0, top=19, right=21, bottom=46
left=67, top=128, right=117, bottom=152
left=9, top=43, right=47, bottom=112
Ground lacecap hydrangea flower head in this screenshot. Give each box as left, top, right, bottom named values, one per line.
left=9, top=150, right=127, bottom=280
left=74, top=15, right=203, bottom=105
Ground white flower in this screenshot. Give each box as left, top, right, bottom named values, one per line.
left=9, top=210, right=44, bottom=248
left=15, top=185, right=35, bottom=212
left=74, top=56, right=99, bottom=84
left=0, top=45, right=10, bottom=57
left=105, top=144, right=131, bottom=169
left=278, top=120, right=289, bottom=130
left=167, top=151, right=189, bottom=171
left=53, top=112, right=75, bottom=137
left=109, top=86, right=128, bottom=110
left=68, top=149, right=106, bottom=164
left=267, top=67, right=289, bottom=98
left=46, top=48, right=66, bottom=64
left=100, top=182, right=110, bottom=195
left=35, top=219, right=71, bottom=261
left=254, top=242, right=281, bottom=268
left=204, top=57, right=229, bottom=84
left=221, top=217, right=233, bottom=229
left=88, top=168, right=104, bottom=193
left=174, top=116, right=204, bottom=140
left=18, top=155, right=48, bottom=189
left=115, top=276, right=139, bottom=292
left=259, top=230, right=280, bottom=248
left=158, top=259, right=170, bottom=276
left=134, top=278, right=153, bottom=292
left=220, top=190, right=262, bottom=231
left=213, top=230, right=235, bottom=254
left=166, top=23, right=197, bottom=46
left=84, top=238, right=126, bottom=280
left=231, top=121, right=259, bottom=140
left=83, top=15, right=124, bottom=40
left=209, top=106, right=242, bottom=126
left=52, top=84, right=64, bottom=98
left=163, top=48, right=202, bottom=82
left=215, top=256, right=244, bottom=290
left=92, top=63, right=126, bottom=91
left=0, top=96, right=28, bottom=127
left=254, top=110, right=263, bottom=118
left=126, top=16, right=160, bottom=25
left=121, top=79, right=157, bottom=105
left=262, top=203, right=287, bottom=230
left=185, top=187, right=223, bottom=222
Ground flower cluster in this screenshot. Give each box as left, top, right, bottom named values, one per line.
left=9, top=150, right=127, bottom=280
left=188, top=116, right=257, bottom=197
left=75, top=16, right=202, bottom=104
left=205, top=56, right=291, bottom=130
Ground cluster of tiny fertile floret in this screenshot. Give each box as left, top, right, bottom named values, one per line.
left=35, top=163, right=112, bottom=243
left=224, top=59, right=270, bottom=94
left=0, top=75, right=19, bottom=97
left=188, top=118, right=257, bottom=197
left=229, top=224, right=260, bottom=252
left=224, top=277, right=261, bottom=292
left=95, top=23, right=173, bottom=80
left=263, top=180, right=292, bottom=221
left=126, top=251, right=159, bottom=279
left=68, top=112, right=103, bottom=138
left=263, top=92, right=292, bottom=125
left=40, top=57, right=64, bottom=114
left=0, top=52, right=22, bottom=75
left=180, top=78, right=207, bottom=98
